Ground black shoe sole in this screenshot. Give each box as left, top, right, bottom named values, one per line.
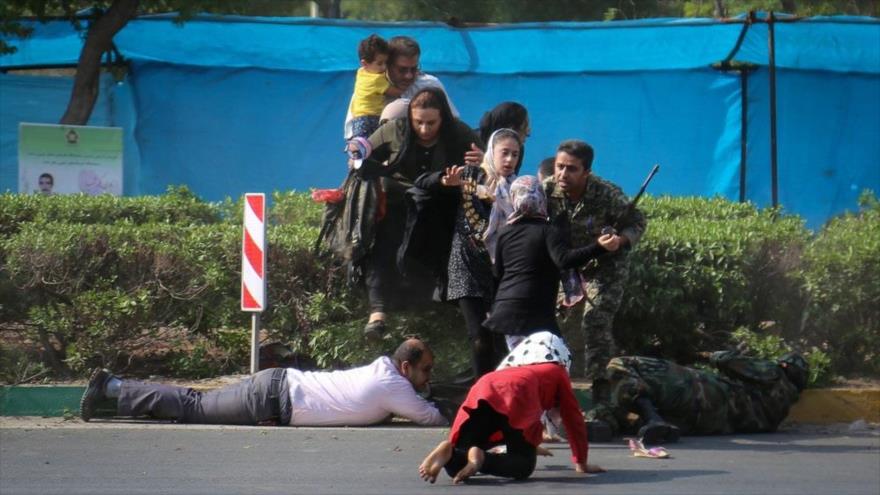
left=80, top=368, right=110, bottom=422
left=363, top=320, right=386, bottom=342
left=639, top=422, right=681, bottom=445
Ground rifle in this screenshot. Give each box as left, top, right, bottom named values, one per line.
left=601, top=163, right=660, bottom=236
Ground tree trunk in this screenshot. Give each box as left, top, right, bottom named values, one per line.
left=780, top=0, right=797, bottom=13
left=316, top=0, right=341, bottom=18
left=60, top=0, right=139, bottom=125
left=713, top=0, right=725, bottom=18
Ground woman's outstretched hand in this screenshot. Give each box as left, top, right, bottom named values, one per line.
left=441, top=165, right=466, bottom=187
left=464, top=143, right=484, bottom=166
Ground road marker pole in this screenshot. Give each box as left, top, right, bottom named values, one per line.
left=241, top=193, right=266, bottom=374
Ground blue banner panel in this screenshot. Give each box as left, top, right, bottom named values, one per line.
left=127, top=62, right=740, bottom=205
left=0, top=73, right=140, bottom=195
left=745, top=68, right=880, bottom=227
left=128, top=62, right=352, bottom=197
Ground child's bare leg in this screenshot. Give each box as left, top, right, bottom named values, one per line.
left=452, top=446, right=485, bottom=484
left=418, top=440, right=453, bottom=484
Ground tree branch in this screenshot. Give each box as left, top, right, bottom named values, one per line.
left=60, top=0, right=140, bottom=125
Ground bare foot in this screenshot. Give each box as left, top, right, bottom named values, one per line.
left=452, top=446, right=485, bottom=484
left=419, top=440, right=453, bottom=484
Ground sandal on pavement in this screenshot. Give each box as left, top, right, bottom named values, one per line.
left=629, top=438, right=671, bottom=459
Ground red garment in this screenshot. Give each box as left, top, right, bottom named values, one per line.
left=310, top=187, right=345, bottom=204
left=448, top=362, right=588, bottom=465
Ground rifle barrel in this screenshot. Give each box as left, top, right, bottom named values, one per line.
left=631, top=164, right=660, bottom=207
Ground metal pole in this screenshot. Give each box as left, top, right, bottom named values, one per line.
left=250, top=313, right=260, bottom=374
left=768, top=12, right=779, bottom=208
left=740, top=68, right=749, bottom=203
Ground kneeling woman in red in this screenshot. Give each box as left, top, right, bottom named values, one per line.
left=418, top=355, right=605, bottom=483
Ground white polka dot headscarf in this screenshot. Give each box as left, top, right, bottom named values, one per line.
left=497, top=331, right=572, bottom=373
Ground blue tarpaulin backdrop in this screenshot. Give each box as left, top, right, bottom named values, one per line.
left=1, top=14, right=878, bottom=228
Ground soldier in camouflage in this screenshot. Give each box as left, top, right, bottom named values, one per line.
left=543, top=140, right=647, bottom=385
left=585, top=352, right=809, bottom=444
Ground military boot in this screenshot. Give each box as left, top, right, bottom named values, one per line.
left=635, top=397, right=680, bottom=445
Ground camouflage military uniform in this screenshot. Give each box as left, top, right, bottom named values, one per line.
left=544, top=175, right=646, bottom=380
left=585, top=352, right=803, bottom=436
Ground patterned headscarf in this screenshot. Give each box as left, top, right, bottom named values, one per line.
left=507, top=175, right=548, bottom=225
left=480, top=128, right=521, bottom=259
left=497, top=331, right=572, bottom=373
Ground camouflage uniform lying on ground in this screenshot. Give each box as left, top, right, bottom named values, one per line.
left=586, top=351, right=808, bottom=444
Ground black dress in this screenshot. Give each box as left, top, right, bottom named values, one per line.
left=484, top=217, right=605, bottom=336
left=446, top=166, right=495, bottom=303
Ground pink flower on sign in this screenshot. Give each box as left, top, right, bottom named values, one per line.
left=78, top=169, right=106, bottom=195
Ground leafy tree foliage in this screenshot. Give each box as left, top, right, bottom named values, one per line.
left=339, top=0, right=875, bottom=22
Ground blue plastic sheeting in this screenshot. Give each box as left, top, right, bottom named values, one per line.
left=735, top=17, right=880, bottom=74
left=0, top=73, right=141, bottom=195
left=4, top=15, right=879, bottom=74
left=112, top=16, right=745, bottom=73
left=2, top=15, right=879, bottom=228
left=126, top=62, right=741, bottom=203
left=0, top=20, right=83, bottom=68
left=745, top=69, right=880, bottom=227
left=127, top=62, right=351, bottom=197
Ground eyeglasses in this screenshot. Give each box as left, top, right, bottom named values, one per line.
left=392, top=64, right=420, bottom=75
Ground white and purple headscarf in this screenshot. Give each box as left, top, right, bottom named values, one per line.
left=480, top=128, right=521, bottom=259
left=507, top=175, right=548, bottom=225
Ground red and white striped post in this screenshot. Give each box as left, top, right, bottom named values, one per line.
left=241, top=193, right=267, bottom=373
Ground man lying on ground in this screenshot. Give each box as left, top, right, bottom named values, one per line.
left=80, top=338, right=448, bottom=427
left=586, top=351, right=809, bottom=444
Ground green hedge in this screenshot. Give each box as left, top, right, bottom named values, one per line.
left=1, top=189, right=877, bottom=382
left=799, top=192, right=880, bottom=374
left=0, top=186, right=221, bottom=238
left=617, top=197, right=811, bottom=365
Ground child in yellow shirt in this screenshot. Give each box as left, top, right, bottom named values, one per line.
left=350, top=34, right=402, bottom=139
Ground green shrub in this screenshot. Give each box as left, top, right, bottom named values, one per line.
left=730, top=327, right=832, bottom=387
left=0, top=186, right=220, bottom=238
left=3, top=221, right=240, bottom=374
left=800, top=191, right=880, bottom=375
left=2, top=190, right=877, bottom=380
left=1, top=209, right=343, bottom=377
left=616, top=208, right=810, bottom=364
left=640, top=194, right=761, bottom=221
left=217, top=190, right=324, bottom=228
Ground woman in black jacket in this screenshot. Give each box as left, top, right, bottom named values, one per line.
left=483, top=175, right=619, bottom=350
left=354, top=87, right=482, bottom=340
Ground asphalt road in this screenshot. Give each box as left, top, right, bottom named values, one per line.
left=1, top=419, right=878, bottom=495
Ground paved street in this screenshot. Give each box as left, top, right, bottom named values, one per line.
left=1, top=419, right=878, bottom=495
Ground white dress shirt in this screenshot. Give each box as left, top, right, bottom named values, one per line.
left=286, top=356, right=447, bottom=426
